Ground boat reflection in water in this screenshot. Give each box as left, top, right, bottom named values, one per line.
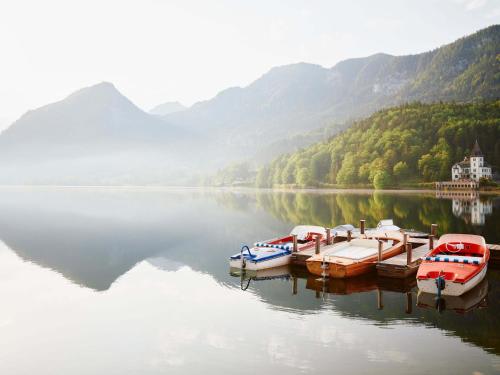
left=230, top=265, right=292, bottom=290
left=231, top=265, right=492, bottom=317
left=417, top=279, right=489, bottom=314
left=304, top=271, right=417, bottom=313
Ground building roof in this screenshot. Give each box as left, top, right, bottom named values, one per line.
left=471, top=139, right=483, bottom=157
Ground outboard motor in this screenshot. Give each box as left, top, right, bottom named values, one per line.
left=435, top=272, right=446, bottom=311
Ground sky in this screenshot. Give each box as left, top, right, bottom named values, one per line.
left=0, top=0, right=499, bottom=127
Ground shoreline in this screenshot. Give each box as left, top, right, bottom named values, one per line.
left=0, top=185, right=498, bottom=195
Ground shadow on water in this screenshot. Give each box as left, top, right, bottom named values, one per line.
left=0, top=188, right=498, bottom=355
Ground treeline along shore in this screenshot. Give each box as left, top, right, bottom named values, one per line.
left=209, top=101, right=500, bottom=190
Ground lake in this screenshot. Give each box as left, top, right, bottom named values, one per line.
left=0, top=187, right=498, bottom=374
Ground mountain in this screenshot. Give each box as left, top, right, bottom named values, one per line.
left=164, top=63, right=341, bottom=146
left=0, top=82, right=203, bottom=184
left=149, top=101, right=186, bottom=116
left=243, top=101, right=500, bottom=188
left=0, top=82, right=183, bottom=157
left=164, top=25, right=500, bottom=154
left=0, top=25, right=498, bottom=185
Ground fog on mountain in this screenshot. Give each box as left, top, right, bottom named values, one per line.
left=0, top=25, right=498, bottom=185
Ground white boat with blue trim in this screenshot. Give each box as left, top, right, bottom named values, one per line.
left=229, top=225, right=327, bottom=271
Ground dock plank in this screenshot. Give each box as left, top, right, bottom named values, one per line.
left=378, top=244, right=429, bottom=266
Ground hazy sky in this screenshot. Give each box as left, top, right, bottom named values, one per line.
left=0, top=0, right=498, bottom=125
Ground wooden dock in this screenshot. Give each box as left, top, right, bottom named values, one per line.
left=488, top=244, right=500, bottom=266
left=290, top=221, right=500, bottom=277
left=376, top=243, right=429, bottom=278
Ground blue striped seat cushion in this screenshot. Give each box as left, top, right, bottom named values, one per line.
left=424, top=255, right=483, bottom=265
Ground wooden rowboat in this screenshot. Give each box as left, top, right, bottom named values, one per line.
left=306, top=238, right=404, bottom=278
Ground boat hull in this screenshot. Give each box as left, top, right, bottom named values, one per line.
left=229, top=253, right=292, bottom=271
left=417, top=264, right=487, bottom=296
left=306, top=242, right=403, bottom=278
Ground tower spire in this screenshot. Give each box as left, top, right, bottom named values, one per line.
left=471, top=139, right=483, bottom=157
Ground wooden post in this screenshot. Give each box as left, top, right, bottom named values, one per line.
left=403, top=233, right=408, bottom=248
left=292, top=234, right=298, bottom=253
left=406, top=243, right=412, bottom=266
left=347, top=230, right=352, bottom=242
left=378, top=240, right=383, bottom=262
left=360, top=219, right=365, bottom=235
left=315, top=235, right=321, bottom=254
left=326, top=228, right=331, bottom=245
left=292, top=276, right=297, bottom=295
left=431, top=224, right=438, bottom=237
left=377, top=289, right=383, bottom=310
left=405, top=292, right=412, bottom=314
left=429, top=235, right=434, bottom=250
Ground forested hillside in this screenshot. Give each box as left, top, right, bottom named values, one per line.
left=247, top=101, right=500, bottom=188
left=167, top=25, right=500, bottom=164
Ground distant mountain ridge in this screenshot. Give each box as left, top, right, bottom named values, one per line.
left=0, top=25, right=498, bottom=184
left=164, top=25, right=500, bottom=150
left=149, top=101, right=186, bottom=116
left=0, top=82, right=183, bottom=157
left=0, top=82, right=202, bottom=185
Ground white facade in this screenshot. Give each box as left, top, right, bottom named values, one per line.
left=451, top=141, right=492, bottom=182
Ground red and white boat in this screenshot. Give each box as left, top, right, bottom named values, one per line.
left=417, top=234, right=489, bottom=296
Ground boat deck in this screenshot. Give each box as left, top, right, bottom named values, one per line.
left=291, top=238, right=346, bottom=266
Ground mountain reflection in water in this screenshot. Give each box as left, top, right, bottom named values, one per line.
left=0, top=188, right=498, bottom=374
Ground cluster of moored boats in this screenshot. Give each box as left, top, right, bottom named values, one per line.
left=229, top=220, right=490, bottom=297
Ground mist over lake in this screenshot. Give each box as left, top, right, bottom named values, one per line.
left=1, top=2, right=499, bottom=374
left=0, top=188, right=498, bottom=374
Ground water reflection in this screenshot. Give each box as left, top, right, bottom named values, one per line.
left=417, top=279, right=489, bottom=314
left=435, top=191, right=494, bottom=226
left=0, top=188, right=498, bottom=372
left=231, top=267, right=500, bottom=355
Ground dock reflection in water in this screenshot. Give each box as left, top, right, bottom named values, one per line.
left=0, top=188, right=499, bottom=374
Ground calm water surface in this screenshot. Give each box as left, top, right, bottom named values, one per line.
left=0, top=188, right=498, bottom=374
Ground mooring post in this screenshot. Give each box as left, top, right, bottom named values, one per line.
left=315, top=235, right=321, bottom=254
left=360, top=219, right=365, bottom=235
left=292, top=234, right=298, bottom=253
left=326, top=228, right=331, bottom=245
left=377, top=289, right=383, bottom=310
left=406, top=243, right=412, bottom=266
left=403, top=233, right=410, bottom=265
left=406, top=292, right=412, bottom=314
left=429, top=235, right=434, bottom=250
left=431, top=224, right=438, bottom=237
left=378, top=240, right=383, bottom=262
left=292, top=276, right=297, bottom=295
left=347, top=230, right=352, bottom=242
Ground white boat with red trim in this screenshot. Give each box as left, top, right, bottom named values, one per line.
left=416, top=234, right=489, bottom=297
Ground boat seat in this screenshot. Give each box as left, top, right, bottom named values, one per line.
left=424, top=255, right=484, bottom=265
left=328, top=240, right=391, bottom=260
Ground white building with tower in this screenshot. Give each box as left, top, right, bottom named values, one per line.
left=451, top=140, right=492, bottom=182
